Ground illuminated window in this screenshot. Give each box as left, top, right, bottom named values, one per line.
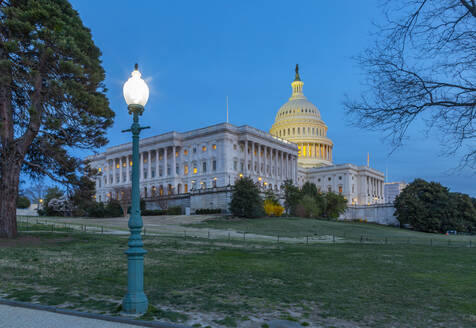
left=98, top=167, right=102, bottom=172
left=143, top=158, right=147, bottom=163
left=202, top=146, right=207, bottom=152
left=176, top=151, right=179, bottom=157
left=184, top=165, right=189, bottom=174
left=193, top=167, right=197, bottom=174
left=184, top=149, right=188, bottom=155
left=212, top=144, right=216, bottom=150
left=123, top=162, right=126, bottom=167
left=339, top=186, right=343, bottom=194
left=184, top=184, right=188, bottom=193
left=116, top=163, right=120, bottom=169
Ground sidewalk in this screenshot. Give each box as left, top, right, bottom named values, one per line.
left=0, top=301, right=188, bottom=328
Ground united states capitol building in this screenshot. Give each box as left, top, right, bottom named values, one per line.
left=87, top=66, right=385, bottom=212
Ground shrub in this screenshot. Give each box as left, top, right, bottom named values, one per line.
left=323, top=192, right=347, bottom=219
left=167, top=206, right=182, bottom=215
left=395, top=179, right=476, bottom=233
left=104, top=199, right=123, bottom=217
left=141, top=209, right=167, bottom=216
left=195, top=208, right=221, bottom=214
left=283, top=179, right=301, bottom=215
left=230, top=177, right=264, bottom=218
left=296, top=195, right=321, bottom=218
left=16, top=196, right=31, bottom=209
left=263, top=199, right=284, bottom=217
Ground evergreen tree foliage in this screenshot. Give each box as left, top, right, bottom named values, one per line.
left=301, top=182, right=318, bottom=197
left=0, top=0, right=114, bottom=237
left=395, top=179, right=476, bottom=233
left=283, top=179, right=302, bottom=215
left=16, top=195, right=30, bottom=208
left=322, top=192, right=347, bottom=219
left=230, top=177, right=263, bottom=218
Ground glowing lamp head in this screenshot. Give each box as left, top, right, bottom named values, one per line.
left=123, top=63, right=149, bottom=107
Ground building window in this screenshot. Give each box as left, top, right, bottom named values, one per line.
left=233, top=161, right=237, bottom=170
left=184, top=149, right=188, bottom=155
left=328, top=186, right=331, bottom=192
left=318, top=178, right=321, bottom=182
left=143, top=171, right=147, bottom=179
left=167, top=166, right=171, bottom=175
left=116, top=163, right=120, bottom=169
left=98, top=167, right=102, bottom=172
left=184, top=165, right=189, bottom=175
left=184, top=184, right=188, bottom=193
left=202, top=162, right=207, bottom=173
left=352, top=184, right=355, bottom=193
left=328, top=177, right=331, bottom=181
left=193, top=148, right=196, bottom=153
left=212, top=179, right=217, bottom=188
left=339, top=176, right=342, bottom=180
left=233, top=144, right=237, bottom=150
left=212, top=160, right=217, bottom=171
left=240, top=162, right=244, bottom=171
left=176, top=165, right=179, bottom=174
left=212, top=144, right=217, bottom=150
left=193, top=167, right=197, bottom=174
left=202, top=146, right=207, bottom=152
left=339, top=186, right=343, bottom=194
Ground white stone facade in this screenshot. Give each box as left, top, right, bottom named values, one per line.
left=86, top=123, right=299, bottom=203
left=384, top=182, right=407, bottom=204
left=298, top=164, right=385, bottom=205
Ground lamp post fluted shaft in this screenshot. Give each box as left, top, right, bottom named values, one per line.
left=122, top=108, right=149, bottom=314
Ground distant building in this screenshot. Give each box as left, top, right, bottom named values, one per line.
left=384, top=182, right=407, bottom=203
left=86, top=66, right=386, bottom=212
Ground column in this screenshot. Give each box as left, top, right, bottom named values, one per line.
left=140, top=152, right=143, bottom=180
left=257, top=143, right=261, bottom=176
left=155, top=149, right=159, bottom=179
left=285, top=153, right=289, bottom=179
left=147, top=151, right=151, bottom=180
left=263, top=145, right=268, bottom=177
left=119, top=157, right=123, bottom=183
left=163, top=147, right=168, bottom=177
left=172, top=146, right=177, bottom=177
left=244, top=141, right=248, bottom=175
left=280, top=151, right=283, bottom=179
left=126, top=155, right=130, bottom=183
left=251, top=142, right=255, bottom=175
left=274, top=149, right=277, bottom=181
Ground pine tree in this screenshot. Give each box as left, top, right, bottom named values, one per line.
left=229, top=177, right=263, bottom=218
left=0, top=0, right=114, bottom=237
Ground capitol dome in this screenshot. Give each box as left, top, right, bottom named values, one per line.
left=270, top=65, right=333, bottom=168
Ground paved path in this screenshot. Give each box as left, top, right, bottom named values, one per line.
left=0, top=304, right=139, bottom=328
left=18, top=215, right=338, bottom=244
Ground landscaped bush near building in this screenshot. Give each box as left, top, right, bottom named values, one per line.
left=283, top=180, right=347, bottom=219
left=16, top=196, right=31, bottom=209
left=141, top=209, right=167, bottom=216
left=195, top=208, right=221, bottom=214
left=167, top=206, right=182, bottom=215
left=263, top=190, right=284, bottom=217
left=230, top=177, right=264, bottom=218
left=395, top=179, right=476, bottom=233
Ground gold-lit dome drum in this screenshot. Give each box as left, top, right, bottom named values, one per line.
left=270, top=65, right=333, bottom=168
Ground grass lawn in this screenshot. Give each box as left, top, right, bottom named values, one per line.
left=185, top=217, right=476, bottom=245
left=1, top=222, right=476, bottom=327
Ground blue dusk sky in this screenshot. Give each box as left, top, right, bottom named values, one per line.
left=68, top=0, right=474, bottom=196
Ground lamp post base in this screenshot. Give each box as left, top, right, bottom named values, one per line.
left=122, top=249, right=148, bottom=314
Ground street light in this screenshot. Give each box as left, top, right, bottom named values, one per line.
left=121, top=64, right=149, bottom=314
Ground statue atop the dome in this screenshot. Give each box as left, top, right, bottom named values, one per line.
left=294, top=64, right=301, bottom=81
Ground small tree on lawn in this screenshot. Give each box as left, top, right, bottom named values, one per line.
left=283, top=179, right=301, bottom=215
left=113, top=186, right=132, bottom=217
left=323, top=192, right=347, bottom=219
left=230, top=177, right=263, bottom=218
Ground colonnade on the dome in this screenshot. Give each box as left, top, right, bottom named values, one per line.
left=297, top=143, right=332, bottom=161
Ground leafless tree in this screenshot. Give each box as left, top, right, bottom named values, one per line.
left=24, top=181, right=46, bottom=209
left=113, top=186, right=131, bottom=217
left=344, top=0, right=476, bottom=169
left=150, top=191, right=168, bottom=211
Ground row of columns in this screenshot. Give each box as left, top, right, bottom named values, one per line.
left=298, top=143, right=332, bottom=161
left=243, top=141, right=297, bottom=183
left=367, top=176, right=384, bottom=200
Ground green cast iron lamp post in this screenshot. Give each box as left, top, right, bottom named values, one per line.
left=121, top=63, right=150, bottom=314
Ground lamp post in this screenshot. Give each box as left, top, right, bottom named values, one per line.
left=121, top=64, right=149, bottom=314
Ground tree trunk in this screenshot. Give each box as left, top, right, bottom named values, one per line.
left=0, top=155, right=21, bottom=238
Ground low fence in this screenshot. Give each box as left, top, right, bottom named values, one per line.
left=16, top=215, right=476, bottom=249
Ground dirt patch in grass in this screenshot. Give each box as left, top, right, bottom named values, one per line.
left=0, top=235, right=74, bottom=247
